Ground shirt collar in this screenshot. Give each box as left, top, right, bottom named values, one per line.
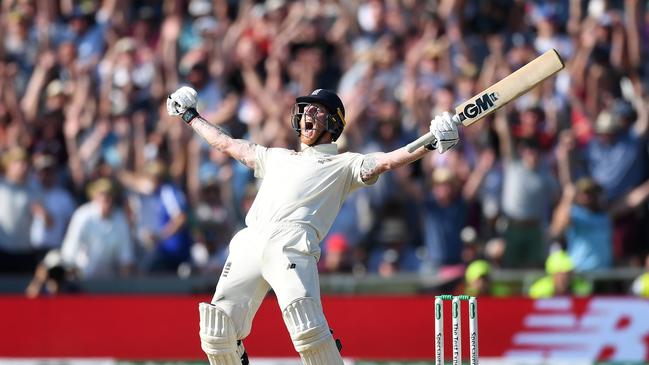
left=300, top=143, right=338, bottom=155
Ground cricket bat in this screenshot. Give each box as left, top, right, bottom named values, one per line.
left=406, top=49, right=565, bottom=153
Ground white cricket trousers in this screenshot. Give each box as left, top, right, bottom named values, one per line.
left=211, top=222, right=327, bottom=338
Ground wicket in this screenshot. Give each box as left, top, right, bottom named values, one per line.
left=434, top=295, right=479, bottom=365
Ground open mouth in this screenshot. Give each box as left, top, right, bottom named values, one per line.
left=305, top=121, right=314, bottom=130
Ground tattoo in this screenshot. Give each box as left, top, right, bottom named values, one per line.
left=192, top=117, right=231, bottom=139
left=360, top=155, right=379, bottom=182
left=190, top=117, right=257, bottom=169
left=234, top=140, right=258, bottom=169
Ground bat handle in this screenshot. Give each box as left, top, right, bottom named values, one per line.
left=406, top=115, right=461, bottom=153
left=406, top=132, right=435, bottom=153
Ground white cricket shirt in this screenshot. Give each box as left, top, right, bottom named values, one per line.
left=246, top=143, right=377, bottom=241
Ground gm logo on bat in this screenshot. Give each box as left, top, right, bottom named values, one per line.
left=457, top=92, right=500, bottom=122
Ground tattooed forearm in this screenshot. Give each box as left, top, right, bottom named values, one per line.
left=190, top=117, right=232, bottom=149
left=360, top=146, right=429, bottom=181
left=231, top=140, right=258, bottom=169
left=360, top=155, right=382, bottom=182
left=189, top=117, right=257, bottom=169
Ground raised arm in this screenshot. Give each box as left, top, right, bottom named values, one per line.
left=360, top=146, right=429, bottom=182
left=494, top=109, right=514, bottom=162
left=360, top=112, right=459, bottom=182
left=167, top=86, right=259, bottom=169
left=550, top=184, right=575, bottom=238
left=188, top=116, right=258, bottom=169
left=462, top=148, right=496, bottom=201
left=609, top=178, right=649, bottom=218
left=555, top=130, right=576, bottom=187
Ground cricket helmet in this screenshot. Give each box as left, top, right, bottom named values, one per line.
left=291, top=89, right=346, bottom=142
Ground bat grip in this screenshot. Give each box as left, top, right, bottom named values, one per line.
left=406, top=132, right=435, bottom=153
left=406, top=115, right=461, bottom=153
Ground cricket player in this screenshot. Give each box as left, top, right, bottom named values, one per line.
left=167, top=87, right=459, bottom=364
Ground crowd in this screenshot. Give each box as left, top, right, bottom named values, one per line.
left=1, top=0, right=648, bottom=297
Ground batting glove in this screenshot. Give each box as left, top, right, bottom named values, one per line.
left=429, top=111, right=459, bottom=154
left=167, top=86, right=198, bottom=116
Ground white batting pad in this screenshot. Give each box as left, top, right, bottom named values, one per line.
left=282, top=298, right=344, bottom=365
left=199, top=302, right=242, bottom=365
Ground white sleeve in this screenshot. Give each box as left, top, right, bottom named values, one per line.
left=60, top=208, right=86, bottom=267
left=254, top=147, right=289, bottom=178
left=254, top=145, right=270, bottom=178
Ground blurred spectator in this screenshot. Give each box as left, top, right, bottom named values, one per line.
left=630, top=253, right=649, bottom=297
left=420, top=151, right=493, bottom=274
left=362, top=99, right=418, bottom=209
left=552, top=170, right=649, bottom=272
left=320, top=233, right=353, bottom=273
left=366, top=216, right=420, bottom=277
left=119, top=160, right=192, bottom=273
left=495, top=111, right=559, bottom=269
left=60, top=178, right=134, bottom=278
left=59, top=1, right=114, bottom=67
left=25, top=249, right=80, bottom=298
left=190, top=181, right=234, bottom=275
left=420, top=168, right=466, bottom=272
left=557, top=122, right=649, bottom=268
left=464, top=259, right=491, bottom=297
left=528, top=250, right=592, bottom=298
left=584, top=102, right=649, bottom=265
left=530, top=3, right=573, bottom=58
left=463, top=259, right=510, bottom=297
left=180, top=55, right=223, bottom=120
left=550, top=177, right=613, bottom=272
left=0, top=147, right=45, bottom=273
left=30, top=154, right=76, bottom=255
left=586, top=107, right=647, bottom=201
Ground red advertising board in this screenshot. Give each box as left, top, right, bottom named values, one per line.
left=0, top=295, right=647, bottom=361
